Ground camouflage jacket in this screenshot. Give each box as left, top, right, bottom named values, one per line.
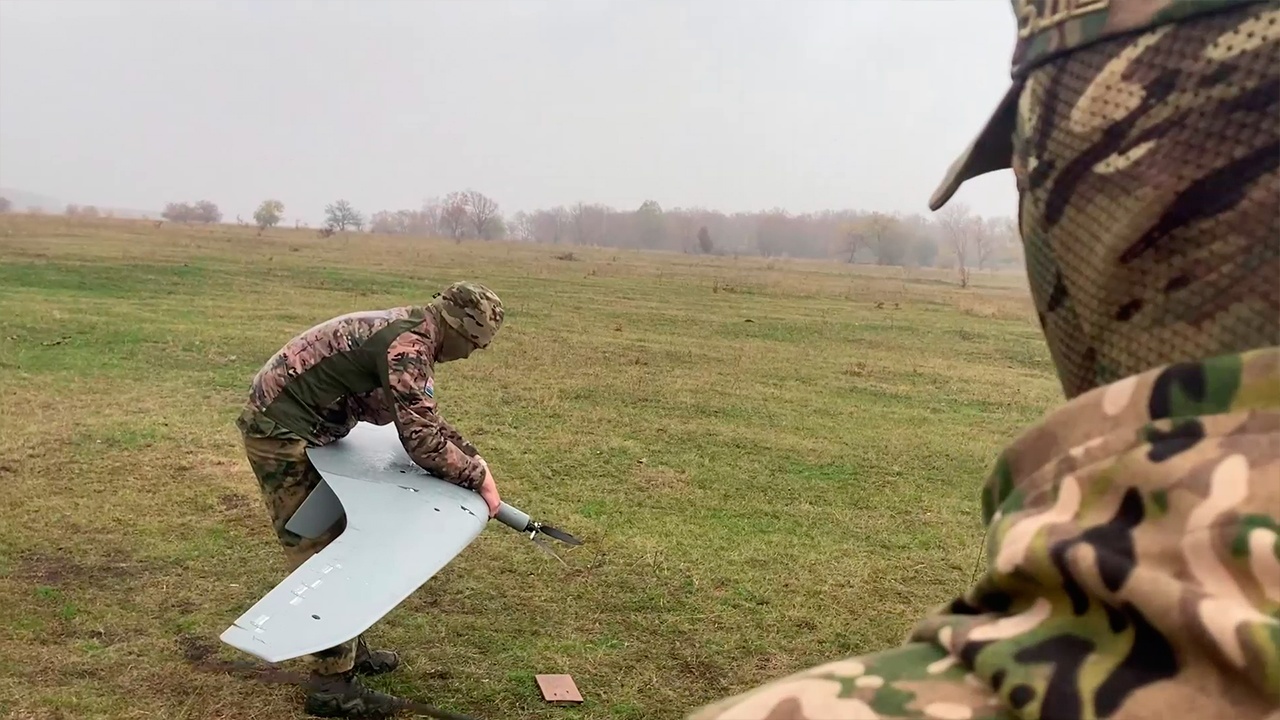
left=235, top=305, right=487, bottom=490
left=687, top=346, right=1280, bottom=719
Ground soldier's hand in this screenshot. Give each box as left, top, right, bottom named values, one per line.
left=475, top=457, right=501, bottom=518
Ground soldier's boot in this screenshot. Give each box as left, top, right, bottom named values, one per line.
left=303, top=670, right=407, bottom=719
left=353, top=636, right=400, bottom=676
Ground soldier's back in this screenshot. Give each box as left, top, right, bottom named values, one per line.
left=238, top=305, right=435, bottom=445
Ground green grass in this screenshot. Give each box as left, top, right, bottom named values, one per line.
left=0, top=214, right=1062, bottom=719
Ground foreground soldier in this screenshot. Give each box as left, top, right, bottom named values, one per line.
left=689, top=1, right=1279, bottom=718
left=235, top=281, right=506, bottom=718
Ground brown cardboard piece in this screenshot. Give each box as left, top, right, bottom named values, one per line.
left=535, top=674, right=583, bottom=703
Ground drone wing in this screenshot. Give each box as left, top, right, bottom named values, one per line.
left=219, top=422, right=490, bottom=664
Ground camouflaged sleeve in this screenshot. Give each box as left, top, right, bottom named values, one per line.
left=438, top=420, right=480, bottom=458
left=685, top=347, right=1280, bottom=720
left=383, top=328, right=486, bottom=490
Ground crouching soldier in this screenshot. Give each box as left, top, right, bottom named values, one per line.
left=235, top=281, right=505, bottom=718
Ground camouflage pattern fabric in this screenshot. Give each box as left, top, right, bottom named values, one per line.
left=1010, top=0, right=1280, bottom=399
left=932, top=0, right=1279, bottom=399
left=431, top=281, right=505, bottom=349
left=688, top=2, right=1280, bottom=719
left=382, top=312, right=489, bottom=489
left=688, top=347, right=1280, bottom=720
left=242, top=434, right=344, bottom=570
left=238, top=307, right=416, bottom=446
left=928, top=0, right=1271, bottom=213
left=236, top=296, right=497, bottom=489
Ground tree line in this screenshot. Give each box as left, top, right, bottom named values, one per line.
left=353, top=190, right=1022, bottom=283
left=0, top=188, right=1023, bottom=284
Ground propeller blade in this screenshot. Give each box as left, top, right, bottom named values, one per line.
left=530, top=536, right=569, bottom=567
left=537, top=524, right=582, bottom=546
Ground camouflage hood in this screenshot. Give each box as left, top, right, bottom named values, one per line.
left=936, top=0, right=1279, bottom=399
left=430, top=281, right=505, bottom=348
left=927, top=0, right=1268, bottom=212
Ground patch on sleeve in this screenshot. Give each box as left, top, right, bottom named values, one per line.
left=424, top=377, right=434, bottom=398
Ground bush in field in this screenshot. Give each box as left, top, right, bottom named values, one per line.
left=162, top=200, right=222, bottom=224
left=254, top=199, right=284, bottom=230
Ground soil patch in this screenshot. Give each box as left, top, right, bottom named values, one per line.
left=177, top=635, right=481, bottom=719
left=633, top=464, right=693, bottom=495
left=178, top=633, right=306, bottom=685
left=15, top=550, right=148, bottom=587
left=218, top=493, right=251, bottom=512
left=217, top=491, right=263, bottom=529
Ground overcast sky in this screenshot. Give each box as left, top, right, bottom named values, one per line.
left=0, top=0, right=1019, bottom=225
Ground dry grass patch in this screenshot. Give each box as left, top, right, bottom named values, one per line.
left=0, top=215, right=1061, bottom=720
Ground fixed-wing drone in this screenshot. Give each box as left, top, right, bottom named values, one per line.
left=220, top=421, right=580, bottom=664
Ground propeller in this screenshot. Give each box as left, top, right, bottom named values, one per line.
left=493, top=503, right=583, bottom=564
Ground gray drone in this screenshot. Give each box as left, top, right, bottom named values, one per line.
left=220, top=421, right=580, bottom=667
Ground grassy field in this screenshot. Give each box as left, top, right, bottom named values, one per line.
left=0, top=214, right=1063, bottom=720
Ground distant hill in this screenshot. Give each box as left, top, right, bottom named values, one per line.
left=0, top=187, right=161, bottom=219
left=0, top=187, right=64, bottom=213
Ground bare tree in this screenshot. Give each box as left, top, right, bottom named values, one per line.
left=439, top=192, right=469, bottom=241
left=936, top=202, right=974, bottom=288
left=566, top=202, right=608, bottom=246
left=415, top=200, right=443, bottom=236
left=368, top=210, right=399, bottom=234
left=324, top=200, right=363, bottom=231
left=570, top=202, right=589, bottom=245
left=986, top=216, right=1021, bottom=269
left=664, top=208, right=698, bottom=253
left=865, top=212, right=907, bottom=266
left=0, top=197, right=11, bottom=213
left=840, top=221, right=866, bottom=263
left=462, top=190, right=500, bottom=239
left=754, top=208, right=791, bottom=257
left=531, top=207, right=569, bottom=243
left=971, top=217, right=995, bottom=271
left=509, top=211, right=536, bottom=242
left=551, top=206, right=571, bottom=243
left=370, top=202, right=444, bottom=236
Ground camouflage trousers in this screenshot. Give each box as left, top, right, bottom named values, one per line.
left=241, top=432, right=362, bottom=676
left=687, top=347, right=1280, bottom=719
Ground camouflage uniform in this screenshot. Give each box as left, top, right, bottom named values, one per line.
left=688, top=2, right=1279, bottom=719
left=236, top=281, right=504, bottom=717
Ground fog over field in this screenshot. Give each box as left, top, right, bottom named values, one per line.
left=0, top=0, right=1020, bottom=271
